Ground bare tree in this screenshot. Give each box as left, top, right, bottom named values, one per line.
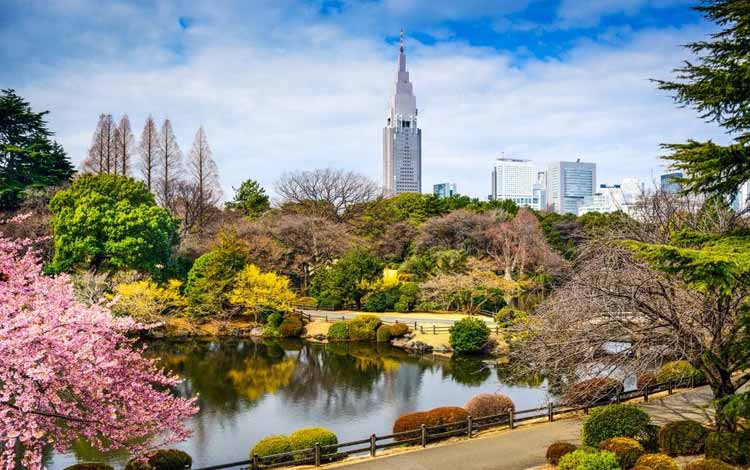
left=415, top=209, right=501, bottom=255
left=112, top=114, right=134, bottom=176
left=82, top=114, right=115, bottom=174
left=275, top=168, right=380, bottom=222
left=155, top=119, right=182, bottom=212
left=185, top=126, right=221, bottom=233
left=138, top=115, right=159, bottom=192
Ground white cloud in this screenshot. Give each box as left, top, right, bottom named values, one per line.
left=13, top=9, right=724, bottom=200
left=556, top=0, right=694, bottom=28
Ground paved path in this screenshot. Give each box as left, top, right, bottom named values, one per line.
left=334, top=386, right=714, bottom=470
left=302, top=310, right=495, bottom=326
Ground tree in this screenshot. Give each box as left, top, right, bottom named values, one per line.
left=275, top=168, right=380, bottom=222
left=184, top=126, right=221, bottom=233
left=415, top=209, right=500, bottom=255
left=519, top=192, right=750, bottom=431
left=0, top=89, right=74, bottom=209
left=225, top=179, right=270, bottom=219
left=82, top=114, right=116, bottom=174
left=656, top=0, right=750, bottom=199
left=113, top=114, right=134, bottom=176
left=419, top=258, right=506, bottom=314
left=0, top=236, right=196, bottom=470
left=156, top=119, right=183, bottom=212
left=229, top=264, right=297, bottom=319
left=309, top=247, right=383, bottom=308
left=138, top=115, right=159, bottom=192
left=48, top=174, right=177, bottom=275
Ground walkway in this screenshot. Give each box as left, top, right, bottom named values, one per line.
left=333, top=386, right=714, bottom=470
left=302, top=309, right=495, bottom=326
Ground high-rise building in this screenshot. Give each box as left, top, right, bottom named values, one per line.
left=578, top=178, right=643, bottom=216
left=433, top=182, right=457, bottom=198
left=491, top=158, right=537, bottom=208
left=660, top=172, right=683, bottom=193
left=383, top=30, right=422, bottom=195
left=533, top=171, right=547, bottom=211
left=546, top=160, right=596, bottom=214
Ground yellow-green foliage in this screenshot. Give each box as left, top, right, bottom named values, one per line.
left=634, top=454, right=678, bottom=470
left=656, top=361, right=705, bottom=385
left=546, top=442, right=577, bottom=465
left=705, top=431, right=750, bottom=466
left=229, top=264, right=297, bottom=313
left=124, top=449, right=192, bottom=470
left=376, top=325, right=392, bottom=342
left=64, top=464, right=114, bottom=470
left=110, top=279, right=184, bottom=321
left=683, top=459, right=736, bottom=470
left=657, top=420, right=707, bottom=456
left=383, top=268, right=399, bottom=287
left=251, top=435, right=292, bottom=463
left=558, top=449, right=620, bottom=470
left=289, top=427, right=338, bottom=460
left=348, top=315, right=382, bottom=341
left=389, top=322, right=410, bottom=337
left=599, top=437, right=645, bottom=469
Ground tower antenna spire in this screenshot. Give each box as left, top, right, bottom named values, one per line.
left=400, top=28, right=404, bottom=52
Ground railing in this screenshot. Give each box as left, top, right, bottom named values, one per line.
left=192, top=378, right=698, bottom=470
left=299, top=312, right=507, bottom=335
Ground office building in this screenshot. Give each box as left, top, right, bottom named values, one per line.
left=491, top=158, right=537, bottom=208
left=546, top=160, right=596, bottom=214
left=433, top=182, right=457, bottom=198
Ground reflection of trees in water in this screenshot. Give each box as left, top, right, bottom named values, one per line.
left=442, top=356, right=492, bottom=386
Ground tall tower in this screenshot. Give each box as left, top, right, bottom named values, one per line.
left=383, top=30, right=422, bottom=195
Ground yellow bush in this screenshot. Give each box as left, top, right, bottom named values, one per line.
left=229, top=264, right=297, bottom=314
left=111, top=279, right=185, bottom=321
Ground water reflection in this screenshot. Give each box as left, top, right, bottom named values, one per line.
left=51, top=339, right=552, bottom=469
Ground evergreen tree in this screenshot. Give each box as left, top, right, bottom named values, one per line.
left=0, top=89, right=74, bottom=209
left=225, top=179, right=270, bottom=219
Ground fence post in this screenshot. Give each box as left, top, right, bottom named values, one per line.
left=583, top=405, right=589, bottom=415
left=342, top=315, right=345, bottom=321
left=325, top=314, right=328, bottom=323
left=467, top=415, right=473, bottom=438
left=314, top=442, right=321, bottom=466
left=668, top=379, right=673, bottom=395
left=252, top=453, right=260, bottom=470
left=616, top=392, right=622, bottom=403
left=414, top=322, right=417, bottom=330
left=370, top=434, right=376, bottom=457
left=643, top=386, right=649, bottom=402
left=433, top=325, right=436, bottom=334
left=548, top=403, right=554, bottom=422
left=509, top=410, right=515, bottom=429
left=420, top=325, right=424, bottom=334
left=421, top=424, right=427, bottom=447
left=690, top=375, right=695, bottom=388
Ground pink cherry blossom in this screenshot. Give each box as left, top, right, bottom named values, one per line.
left=0, top=236, right=198, bottom=470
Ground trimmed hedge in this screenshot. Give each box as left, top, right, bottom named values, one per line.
left=376, top=325, right=392, bottom=342
left=464, top=393, right=515, bottom=418
left=683, top=459, right=736, bottom=470
left=639, top=424, right=661, bottom=452
left=348, top=315, right=382, bottom=341
left=392, top=407, right=469, bottom=441
left=559, top=449, right=619, bottom=470
left=250, top=435, right=292, bottom=464
left=564, top=378, right=625, bottom=406
left=637, top=372, right=657, bottom=390
left=657, top=420, right=707, bottom=456
left=327, top=321, right=350, bottom=341
left=449, top=317, right=490, bottom=354
left=390, top=323, right=410, bottom=337
left=599, top=437, right=644, bottom=469
left=124, top=450, right=192, bottom=470
left=278, top=314, right=303, bottom=337
left=581, top=404, right=651, bottom=447
left=546, top=442, right=578, bottom=465
left=64, top=464, right=114, bottom=470
left=705, top=431, right=750, bottom=466
left=426, top=406, right=469, bottom=430
left=656, top=361, right=705, bottom=386
left=393, top=411, right=430, bottom=441
left=289, top=427, right=338, bottom=460
left=267, top=312, right=283, bottom=328
left=634, top=454, right=678, bottom=470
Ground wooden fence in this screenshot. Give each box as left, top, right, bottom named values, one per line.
left=192, top=378, right=696, bottom=470
left=299, top=311, right=499, bottom=334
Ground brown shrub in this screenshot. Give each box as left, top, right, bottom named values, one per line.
left=546, top=442, right=577, bottom=465
left=425, top=406, right=469, bottom=428
left=464, top=393, right=515, bottom=418
left=564, top=378, right=624, bottom=406
left=392, top=411, right=430, bottom=441
left=637, top=372, right=657, bottom=390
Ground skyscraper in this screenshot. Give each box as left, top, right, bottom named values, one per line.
left=433, top=182, right=457, bottom=198
left=491, top=158, right=536, bottom=208
left=546, top=160, right=596, bottom=214
left=383, top=30, right=422, bottom=195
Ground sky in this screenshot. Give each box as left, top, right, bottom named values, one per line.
left=1, top=0, right=729, bottom=200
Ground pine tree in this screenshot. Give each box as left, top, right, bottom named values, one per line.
left=656, top=0, right=750, bottom=198
left=113, top=114, right=134, bottom=176
left=155, top=119, right=182, bottom=212
left=138, top=115, right=159, bottom=192
left=186, top=126, right=221, bottom=231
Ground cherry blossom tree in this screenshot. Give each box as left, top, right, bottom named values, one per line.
left=0, top=234, right=197, bottom=470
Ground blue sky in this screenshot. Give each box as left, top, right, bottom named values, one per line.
left=1, top=0, right=725, bottom=199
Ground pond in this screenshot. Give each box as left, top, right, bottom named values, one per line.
left=48, top=339, right=553, bottom=469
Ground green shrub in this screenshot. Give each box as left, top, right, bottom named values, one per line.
left=389, top=323, right=410, bottom=337
left=599, top=437, right=644, bottom=469
left=327, top=321, right=349, bottom=341
left=416, top=301, right=438, bottom=312
left=348, top=315, right=382, bottom=341
left=288, top=427, right=338, bottom=460
left=639, top=424, right=661, bottom=452
left=262, top=324, right=280, bottom=337
left=250, top=435, right=292, bottom=464
left=267, top=312, right=283, bottom=328
left=124, top=449, right=192, bottom=470
left=656, top=361, right=705, bottom=386
left=396, top=282, right=419, bottom=312
left=278, top=314, right=303, bottom=337
left=464, top=393, right=515, bottom=418
left=634, top=454, right=678, bottom=470
left=558, top=449, right=620, bottom=470
left=449, top=317, right=490, bottom=354
left=657, top=420, right=707, bottom=456
left=684, top=459, right=736, bottom=470
left=363, top=291, right=390, bottom=312
left=546, top=442, right=578, bottom=465
left=564, top=378, right=625, bottom=406
left=705, top=431, right=750, bottom=466
left=582, top=404, right=651, bottom=447
left=64, top=464, right=114, bottom=470
left=376, top=325, right=392, bottom=342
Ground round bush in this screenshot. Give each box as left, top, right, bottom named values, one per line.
left=289, top=427, right=338, bottom=459
left=633, top=466, right=653, bottom=470
left=389, top=323, right=410, bottom=337
left=250, top=435, right=292, bottom=464
left=376, top=324, right=392, bottom=343
left=349, top=315, right=382, bottom=341
left=599, top=437, right=645, bottom=469
left=639, top=424, right=662, bottom=453
left=705, top=431, right=750, bottom=466
left=547, top=442, right=578, bottom=465
left=425, top=406, right=469, bottom=428
left=393, top=411, right=430, bottom=441
left=559, top=449, right=620, bottom=470
left=581, top=404, right=651, bottom=447
left=637, top=372, right=657, bottom=390
left=684, top=459, right=736, bottom=470
left=327, top=321, right=349, bottom=341
left=634, top=454, right=678, bottom=470
left=124, top=450, right=192, bottom=470
left=278, top=314, right=303, bottom=337
left=657, top=420, right=707, bottom=456
left=64, top=464, right=114, bottom=470
left=449, top=317, right=491, bottom=354
left=564, top=378, right=625, bottom=406
left=267, top=312, right=283, bottom=328
left=656, top=361, right=705, bottom=386
left=464, top=393, right=515, bottom=418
